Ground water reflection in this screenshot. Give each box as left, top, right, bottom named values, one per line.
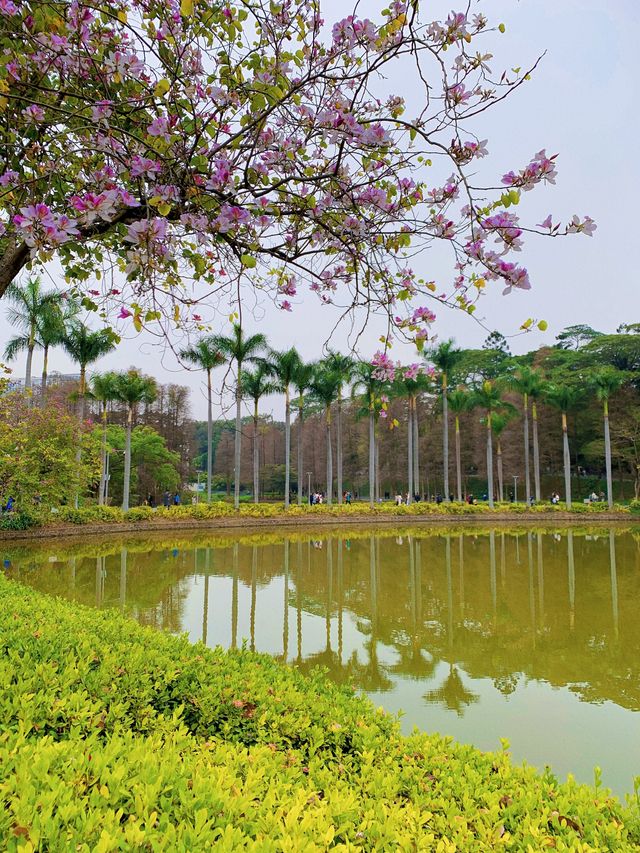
left=4, top=526, right=639, bottom=795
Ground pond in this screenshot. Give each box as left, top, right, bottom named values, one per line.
left=3, top=525, right=639, bottom=798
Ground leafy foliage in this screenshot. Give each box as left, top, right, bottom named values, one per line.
left=0, top=576, right=638, bottom=850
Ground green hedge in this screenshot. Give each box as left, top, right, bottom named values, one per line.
left=6, top=498, right=630, bottom=530
left=1, top=577, right=639, bottom=850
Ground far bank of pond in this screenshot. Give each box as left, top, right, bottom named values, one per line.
left=0, top=506, right=632, bottom=541
left=4, top=523, right=639, bottom=798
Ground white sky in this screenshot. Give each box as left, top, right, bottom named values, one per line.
left=2, top=0, right=638, bottom=419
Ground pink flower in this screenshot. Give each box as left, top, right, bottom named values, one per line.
left=22, top=104, right=45, bottom=123
left=537, top=214, right=554, bottom=230
left=0, top=0, right=19, bottom=16
left=118, top=307, right=132, bottom=319
left=280, top=300, right=293, bottom=312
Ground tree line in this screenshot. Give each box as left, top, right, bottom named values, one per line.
left=3, top=276, right=639, bottom=510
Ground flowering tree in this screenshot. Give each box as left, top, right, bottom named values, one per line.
left=0, top=1, right=594, bottom=342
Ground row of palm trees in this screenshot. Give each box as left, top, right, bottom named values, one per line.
left=183, top=329, right=623, bottom=512
left=4, top=278, right=623, bottom=510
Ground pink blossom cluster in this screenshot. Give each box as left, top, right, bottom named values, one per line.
left=13, top=204, right=80, bottom=248
left=501, top=149, right=558, bottom=192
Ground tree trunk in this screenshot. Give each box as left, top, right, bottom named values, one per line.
left=407, top=397, right=413, bottom=504
left=532, top=401, right=541, bottom=502
left=41, top=343, right=49, bottom=404
left=337, top=390, right=343, bottom=503
left=497, top=438, right=504, bottom=502
left=603, top=401, right=613, bottom=509
left=122, top=405, right=133, bottom=511
left=234, top=371, right=242, bottom=510
left=455, top=414, right=462, bottom=502
left=412, top=397, right=420, bottom=498
left=325, top=407, right=333, bottom=505
left=486, top=416, right=494, bottom=509
left=297, top=399, right=304, bottom=505
left=375, top=425, right=380, bottom=502
left=98, top=403, right=108, bottom=506
left=284, top=385, right=291, bottom=508
left=206, top=368, right=212, bottom=502
left=442, top=374, right=450, bottom=499
left=24, top=330, right=34, bottom=397
left=74, top=365, right=86, bottom=509
left=253, top=403, right=259, bottom=504
left=368, top=409, right=375, bottom=507
left=523, top=393, right=531, bottom=503
left=562, top=412, right=572, bottom=509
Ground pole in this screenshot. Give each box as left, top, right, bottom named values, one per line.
left=513, top=475, right=518, bottom=504
left=307, top=471, right=312, bottom=502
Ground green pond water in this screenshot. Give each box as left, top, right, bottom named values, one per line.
left=4, top=526, right=639, bottom=797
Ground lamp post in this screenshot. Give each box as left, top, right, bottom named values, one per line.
left=512, top=474, right=519, bottom=504
left=307, top=471, right=312, bottom=504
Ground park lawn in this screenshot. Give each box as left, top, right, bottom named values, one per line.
left=0, top=576, right=639, bottom=850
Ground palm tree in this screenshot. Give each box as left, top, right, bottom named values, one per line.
left=490, top=412, right=514, bottom=502
left=37, top=296, right=80, bottom=401
left=447, top=388, right=473, bottom=502
left=506, top=365, right=546, bottom=504
left=180, top=338, right=225, bottom=502
left=241, top=366, right=276, bottom=503
left=3, top=276, right=63, bottom=398
left=324, top=351, right=356, bottom=503
left=210, top=324, right=267, bottom=509
left=292, top=359, right=315, bottom=505
left=472, top=380, right=511, bottom=508
left=352, top=362, right=384, bottom=507
left=90, top=371, right=119, bottom=505
left=61, top=322, right=117, bottom=507
left=392, top=366, right=429, bottom=503
left=264, top=347, right=302, bottom=508
left=427, top=340, right=463, bottom=500
left=544, top=385, right=584, bottom=509
left=593, top=368, right=625, bottom=509
left=308, top=366, right=341, bottom=504
left=113, top=369, right=158, bottom=511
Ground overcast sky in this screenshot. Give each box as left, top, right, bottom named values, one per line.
left=2, top=0, right=638, bottom=420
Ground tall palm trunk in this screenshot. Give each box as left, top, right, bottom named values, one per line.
left=442, top=373, right=449, bottom=499
left=368, top=406, right=375, bottom=507
left=284, top=385, right=291, bottom=508
left=206, top=368, right=213, bottom=502
left=532, top=401, right=542, bottom=502
left=497, top=438, right=504, bottom=502
left=74, top=365, right=86, bottom=509
left=375, top=425, right=380, bottom=502
left=122, top=405, right=133, bottom=511
left=24, top=321, right=35, bottom=400
left=297, top=399, right=304, bottom=505
left=234, top=372, right=242, bottom=510
left=407, top=397, right=413, bottom=504
left=98, top=403, right=108, bottom=505
left=454, top=414, right=462, bottom=502
left=325, top=406, right=333, bottom=505
left=603, top=400, right=613, bottom=509
left=561, top=411, right=572, bottom=509
left=253, top=401, right=260, bottom=504
left=523, top=393, right=531, bottom=503
left=412, top=397, right=420, bottom=498
left=41, top=343, right=49, bottom=404
left=336, top=390, right=343, bottom=503
left=486, top=415, right=494, bottom=509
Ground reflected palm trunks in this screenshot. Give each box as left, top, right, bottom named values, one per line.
left=5, top=525, right=639, bottom=797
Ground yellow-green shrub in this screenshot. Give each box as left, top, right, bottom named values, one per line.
left=0, top=577, right=638, bottom=850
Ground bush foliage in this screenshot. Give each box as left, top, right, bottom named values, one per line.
left=0, top=577, right=638, bottom=850
left=2, top=499, right=630, bottom=532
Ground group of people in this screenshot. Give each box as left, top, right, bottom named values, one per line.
left=144, top=492, right=182, bottom=508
